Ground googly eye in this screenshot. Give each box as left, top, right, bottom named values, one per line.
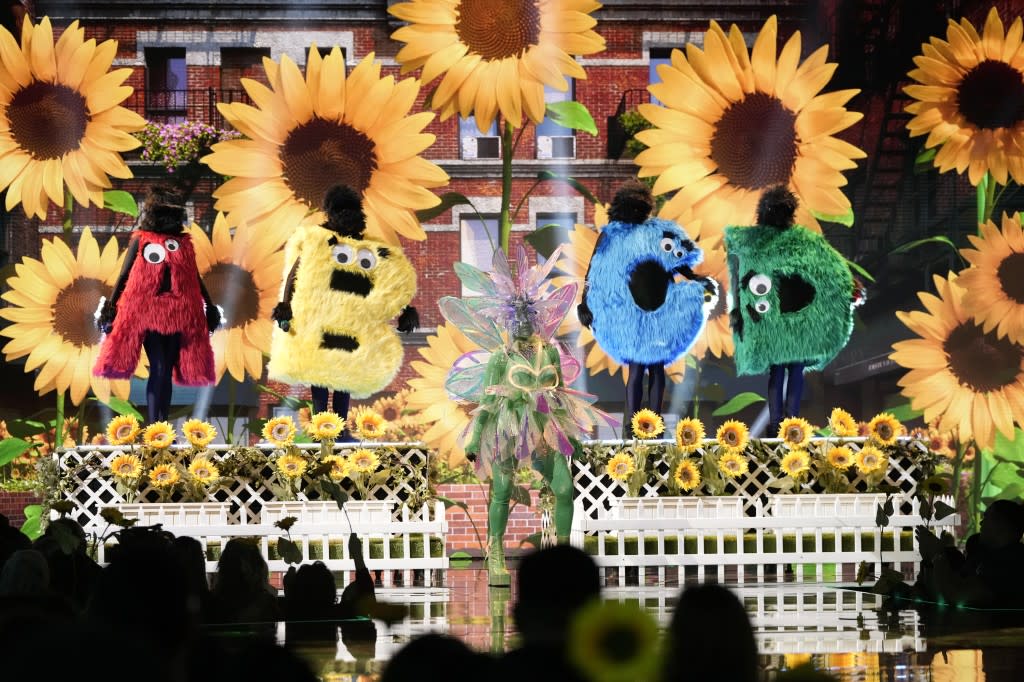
left=332, top=244, right=355, bottom=265
left=749, top=274, right=772, bottom=296
left=660, top=237, right=674, bottom=252
left=143, top=243, right=166, bottom=264
left=754, top=299, right=771, bottom=314
left=674, top=250, right=684, bottom=259
left=164, top=239, right=179, bottom=252
left=357, top=248, right=377, bottom=271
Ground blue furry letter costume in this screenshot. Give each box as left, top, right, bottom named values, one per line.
left=579, top=182, right=717, bottom=435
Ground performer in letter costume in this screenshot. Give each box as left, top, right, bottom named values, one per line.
left=95, top=188, right=219, bottom=421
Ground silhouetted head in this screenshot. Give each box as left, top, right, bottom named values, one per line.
left=322, top=184, right=366, bottom=239
left=662, top=583, right=758, bottom=682
left=381, top=633, right=492, bottom=682
left=514, top=545, right=601, bottom=645
left=213, top=538, right=270, bottom=598
left=139, top=187, right=187, bottom=235
left=981, top=499, right=1024, bottom=548
left=608, top=180, right=654, bottom=225
left=756, top=185, right=797, bottom=229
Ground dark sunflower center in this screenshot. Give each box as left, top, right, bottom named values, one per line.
left=456, top=0, right=541, bottom=60
left=202, top=262, right=260, bottom=329
left=944, top=322, right=1023, bottom=392
left=997, top=251, right=1024, bottom=303
left=876, top=423, right=894, bottom=440
left=710, top=93, right=797, bottom=190
left=53, top=277, right=109, bottom=347
left=724, top=430, right=739, bottom=446
left=597, top=624, right=641, bottom=663
left=380, top=405, right=400, bottom=422
left=8, top=82, right=89, bottom=160
left=785, top=425, right=803, bottom=442
left=957, top=60, right=1024, bottom=130
left=281, top=118, right=377, bottom=208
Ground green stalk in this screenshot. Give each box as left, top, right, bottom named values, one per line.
left=54, top=393, right=65, bottom=452
left=62, top=187, right=74, bottom=239
left=499, top=120, right=514, bottom=254
left=226, top=379, right=236, bottom=445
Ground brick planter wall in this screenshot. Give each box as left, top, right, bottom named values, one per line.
left=0, top=491, right=41, bottom=528
left=437, top=483, right=543, bottom=555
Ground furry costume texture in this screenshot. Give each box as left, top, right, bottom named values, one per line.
left=267, top=224, right=416, bottom=398
left=94, top=231, right=215, bottom=385
left=724, top=222, right=854, bottom=376
left=585, top=217, right=709, bottom=365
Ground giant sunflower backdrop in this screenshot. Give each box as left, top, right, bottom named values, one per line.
left=635, top=16, right=866, bottom=244
left=188, top=213, right=282, bottom=383
left=904, top=8, right=1024, bottom=187
left=0, top=17, right=145, bottom=219
left=203, top=49, right=448, bottom=246
left=0, top=228, right=135, bottom=404
left=958, top=212, right=1024, bottom=345
left=388, top=0, right=605, bottom=133
left=890, top=272, right=1024, bottom=451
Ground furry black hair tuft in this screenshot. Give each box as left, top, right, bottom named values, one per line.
left=139, top=187, right=187, bottom=235
left=608, top=180, right=654, bottom=225
left=756, top=185, right=797, bottom=229
left=322, top=185, right=366, bottom=238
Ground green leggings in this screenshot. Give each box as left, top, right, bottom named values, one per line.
left=488, top=453, right=574, bottom=539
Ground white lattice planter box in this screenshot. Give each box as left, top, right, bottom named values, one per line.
left=769, top=494, right=889, bottom=518
left=261, top=500, right=396, bottom=526
left=104, top=502, right=233, bottom=531
left=611, top=496, right=744, bottom=520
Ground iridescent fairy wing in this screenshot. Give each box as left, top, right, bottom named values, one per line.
left=438, top=296, right=503, bottom=350
left=453, top=261, right=498, bottom=297
left=521, top=244, right=566, bottom=298
left=513, top=243, right=530, bottom=291
left=554, top=340, right=582, bottom=386
left=444, top=350, right=491, bottom=402
left=531, top=281, right=578, bottom=342
left=491, top=247, right=516, bottom=297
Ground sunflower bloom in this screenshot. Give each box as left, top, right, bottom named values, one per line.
left=716, top=420, right=750, bottom=453
left=855, top=445, right=887, bottom=475
left=189, top=213, right=282, bottom=382
left=904, top=8, right=1024, bottom=186
left=0, top=229, right=134, bottom=404
left=149, top=463, right=180, bottom=488
left=867, top=412, right=902, bottom=446
left=688, top=243, right=734, bottom=358
left=322, top=454, right=350, bottom=481
left=263, top=416, right=297, bottom=447
left=607, top=452, right=634, bottom=482
left=351, top=406, right=388, bottom=441
left=106, top=415, right=140, bottom=446
left=631, top=409, right=665, bottom=439
left=719, top=452, right=749, bottom=478
left=959, top=213, right=1024, bottom=344
left=407, top=322, right=478, bottom=466
left=110, top=453, right=142, bottom=480
left=143, top=422, right=175, bottom=450
left=891, top=273, right=1024, bottom=449
left=675, top=417, right=706, bottom=453
left=276, top=453, right=308, bottom=480
left=349, top=448, right=380, bottom=474
left=389, top=0, right=605, bottom=132
left=307, top=411, right=344, bottom=442
left=635, top=16, right=865, bottom=243
left=828, top=407, right=857, bottom=437
left=568, top=600, right=661, bottom=682
left=371, top=391, right=407, bottom=426
left=826, top=446, right=853, bottom=471
left=778, top=417, right=813, bottom=449
left=203, top=50, right=447, bottom=246
left=187, top=457, right=219, bottom=484
left=780, top=450, right=810, bottom=477
left=0, top=17, right=145, bottom=219
left=182, top=419, right=217, bottom=448
left=673, top=459, right=701, bottom=492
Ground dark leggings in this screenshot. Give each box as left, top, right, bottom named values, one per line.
left=310, top=386, right=351, bottom=419
left=768, top=363, right=805, bottom=429
left=625, top=363, right=666, bottom=437
left=143, top=332, right=182, bottom=423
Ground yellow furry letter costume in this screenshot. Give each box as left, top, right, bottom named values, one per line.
left=268, top=186, right=417, bottom=399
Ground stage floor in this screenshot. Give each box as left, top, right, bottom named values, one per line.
left=268, top=566, right=1023, bottom=681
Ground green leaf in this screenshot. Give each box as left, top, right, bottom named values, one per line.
left=845, top=258, right=876, bottom=283
left=5, top=419, right=47, bottom=439
left=277, top=537, right=303, bottom=565
left=883, top=495, right=895, bottom=517
left=525, top=223, right=573, bottom=260
left=321, top=480, right=350, bottom=509
left=255, top=384, right=306, bottom=411
left=50, top=522, right=80, bottom=555
left=536, top=170, right=600, bottom=205
left=274, top=516, right=298, bottom=532
left=544, top=101, right=597, bottom=135
left=22, top=504, right=41, bottom=519
left=20, top=514, right=41, bottom=540
left=977, top=173, right=989, bottom=226
left=884, top=402, right=923, bottom=422
left=914, top=147, right=937, bottom=166
left=510, top=484, right=532, bottom=508
left=891, top=235, right=960, bottom=256
left=0, top=437, right=32, bottom=466
left=436, top=495, right=470, bottom=514
left=415, top=191, right=475, bottom=223
left=103, top=190, right=139, bottom=217
left=519, top=532, right=544, bottom=548
left=98, top=396, right=143, bottom=420
left=919, top=497, right=933, bottom=522
left=712, top=392, right=765, bottom=417
left=449, top=550, right=473, bottom=568
left=933, top=500, right=955, bottom=521
left=811, top=207, right=854, bottom=227
left=875, top=502, right=890, bottom=528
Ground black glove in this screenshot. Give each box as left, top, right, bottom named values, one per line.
left=272, top=301, right=292, bottom=332
left=206, top=304, right=221, bottom=333
left=397, top=305, right=419, bottom=333
left=577, top=301, right=593, bottom=328
left=97, top=300, right=116, bottom=333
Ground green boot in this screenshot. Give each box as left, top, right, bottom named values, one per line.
left=487, top=535, right=511, bottom=587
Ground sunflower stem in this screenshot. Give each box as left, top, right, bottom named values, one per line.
left=499, top=120, right=514, bottom=254
left=970, top=439, right=983, bottom=535
left=226, top=379, right=236, bottom=446
left=62, top=187, right=74, bottom=240
left=54, top=392, right=64, bottom=452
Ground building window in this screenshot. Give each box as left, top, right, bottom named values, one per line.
left=145, top=48, right=186, bottom=123
left=536, top=81, right=576, bottom=159
left=220, top=47, right=271, bottom=104
left=460, top=116, right=501, bottom=160
left=535, top=212, right=576, bottom=268
left=460, top=213, right=499, bottom=291
left=649, top=47, right=675, bottom=106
